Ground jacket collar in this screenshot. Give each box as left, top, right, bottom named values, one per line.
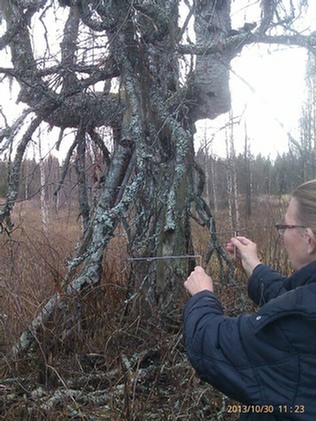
left=284, top=260, right=316, bottom=290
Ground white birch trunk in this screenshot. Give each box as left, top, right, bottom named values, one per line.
left=229, top=110, right=239, bottom=231
left=38, top=131, right=49, bottom=232
left=225, top=126, right=234, bottom=230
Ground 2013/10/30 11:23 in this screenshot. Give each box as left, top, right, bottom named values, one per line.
left=226, top=404, right=305, bottom=415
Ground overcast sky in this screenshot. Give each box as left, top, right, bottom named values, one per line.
left=194, top=44, right=309, bottom=159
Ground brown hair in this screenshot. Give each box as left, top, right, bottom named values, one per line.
left=292, top=179, right=316, bottom=230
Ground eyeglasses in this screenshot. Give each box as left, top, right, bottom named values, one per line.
left=275, top=224, right=307, bottom=236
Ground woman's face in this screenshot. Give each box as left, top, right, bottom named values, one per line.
left=283, top=198, right=311, bottom=271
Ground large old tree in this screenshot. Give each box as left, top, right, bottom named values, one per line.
left=0, top=0, right=315, bottom=353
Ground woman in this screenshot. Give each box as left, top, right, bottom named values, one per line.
left=183, top=179, right=316, bottom=420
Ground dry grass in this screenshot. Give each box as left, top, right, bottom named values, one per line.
left=0, top=195, right=292, bottom=419
left=0, top=201, right=81, bottom=351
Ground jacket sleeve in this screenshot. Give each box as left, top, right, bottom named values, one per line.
left=183, top=289, right=297, bottom=405
left=248, top=264, right=288, bottom=306
left=183, top=290, right=260, bottom=403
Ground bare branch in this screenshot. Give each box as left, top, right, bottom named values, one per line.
left=54, top=137, right=78, bottom=195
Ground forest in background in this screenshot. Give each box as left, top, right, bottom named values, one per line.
left=0, top=142, right=315, bottom=213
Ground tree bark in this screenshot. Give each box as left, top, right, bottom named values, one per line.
left=191, top=0, right=232, bottom=120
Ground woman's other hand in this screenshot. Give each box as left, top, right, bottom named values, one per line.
left=184, top=266, right=214, bottom=296
left=227, top=236, right=261, bottom=276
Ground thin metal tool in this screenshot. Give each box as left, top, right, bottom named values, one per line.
left=128, top=254, right=202, bottom=266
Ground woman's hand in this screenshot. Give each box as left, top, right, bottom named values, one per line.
left=227, top=236, right=261, bottom=276
left=184, top=266, right=213, bottom=296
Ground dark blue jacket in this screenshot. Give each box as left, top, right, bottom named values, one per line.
left=183, top=261, right=316, bottom=420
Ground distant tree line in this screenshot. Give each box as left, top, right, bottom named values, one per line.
left=0, top=153, right=105, bottom=212
left=1, top=145, right=314, bottom=215
left=196, top=147, right=316, bottom=213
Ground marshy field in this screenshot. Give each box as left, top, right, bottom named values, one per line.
left=0, top=195, right=291, bottom=419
